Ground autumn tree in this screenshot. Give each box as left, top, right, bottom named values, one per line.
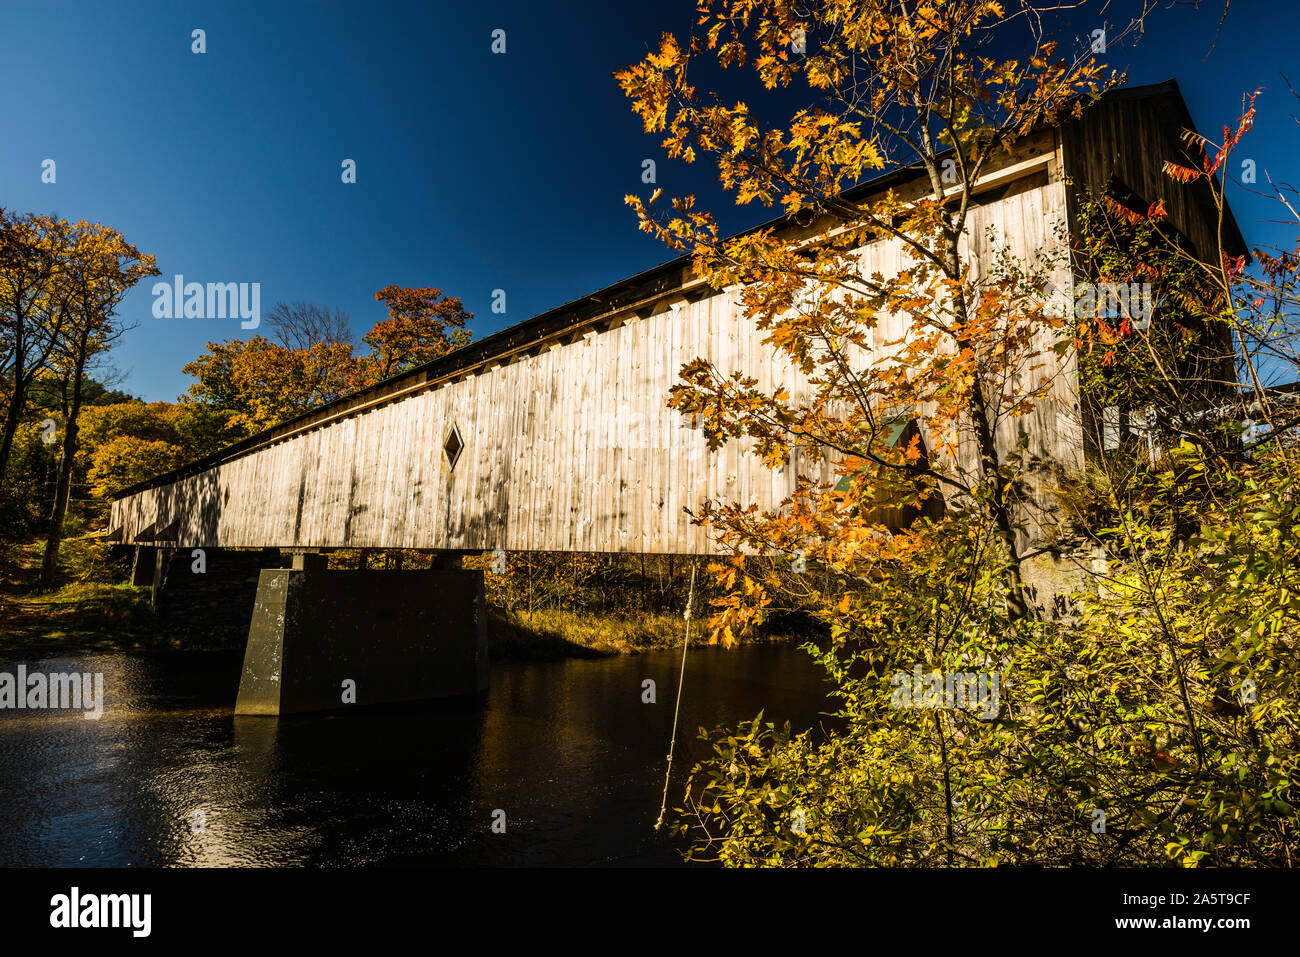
left=79, top=401, right=235, bottom=499
left=182, top=335, right=361, bottom=435
left=182, top=286, right=473, bottom=438
left=0, top=210, right=74, bottom=489
left=38, top=222, right=157, bottom=587
left=617, top=0, right=1300, bottom=867
left=364, top=285, right=471, bottom=382
left=617, top=0, right=1135, bottom=623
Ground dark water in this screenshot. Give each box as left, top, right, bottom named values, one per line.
left=0, top=644, right=832, bottom=866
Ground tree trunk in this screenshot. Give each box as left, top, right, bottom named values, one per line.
left=943, top=234, right=1034, bottom=623
left=0, top=361, right=27, bottom=486
left=39, top=352, right=86, bottom=589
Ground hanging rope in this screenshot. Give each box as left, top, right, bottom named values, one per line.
left=656, top=560, right=697, bottom=831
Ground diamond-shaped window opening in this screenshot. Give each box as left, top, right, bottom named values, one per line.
left=443, top=423, right=464, bottom=471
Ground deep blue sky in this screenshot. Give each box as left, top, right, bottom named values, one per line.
left=2, top=0, right=1297, bottom=402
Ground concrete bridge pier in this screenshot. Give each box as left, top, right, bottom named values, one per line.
left=234, top=554, right=488, bottom=716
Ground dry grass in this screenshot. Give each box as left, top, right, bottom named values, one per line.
left=487, top=606, right=797, bottom=659
left=0, top=538, right=169, bottom=657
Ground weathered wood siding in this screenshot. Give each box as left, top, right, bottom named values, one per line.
left=111, top=166, right=1077, bottom=553
left=1059, top=84, right=1248, bottom=265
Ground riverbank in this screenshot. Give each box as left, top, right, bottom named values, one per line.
left=0, top=586, right=800, bottom=661
left=0, top=582, right=176, bottom=658
left=0, top=538, right=180, bottom=658
left=1, top=538, right=809, bottom=660
left=487, top=607, right=801, bottom=659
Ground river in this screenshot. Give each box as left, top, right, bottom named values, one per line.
left=0, top=644, right=832, bottom=866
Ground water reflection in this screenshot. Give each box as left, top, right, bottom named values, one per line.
left=0, top=645, right=830, bottom=866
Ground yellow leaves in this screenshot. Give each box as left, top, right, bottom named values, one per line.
left=646, top=30, right=684, bottom=70
left=710, top=556, right=742, bottom=590
left=718, top=38, right=749, bottom=70
left=729, top=121, right=754, bottom=156
left=614, top=33, right=688, bottom=134
left=706, top=554, right=771, bottom=648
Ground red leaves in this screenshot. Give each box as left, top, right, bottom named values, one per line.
left=1161, top=160, right=1199, bottom=184
left=1166, top=90, right=1262, bottom=186
left=1105, top=195, right=1148, bottom=224
left=1222, top=254, right=1247, bottom=280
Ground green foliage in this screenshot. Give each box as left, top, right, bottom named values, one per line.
left=0, top=390, right=241, bottom=539
left=1086, top=453, right=1300, bottom=865
left=469, top=551, right=711, bottom=618
left=678, top=451, right=1299, bottom=866
left=679, top=513, right=1035, bottom=865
